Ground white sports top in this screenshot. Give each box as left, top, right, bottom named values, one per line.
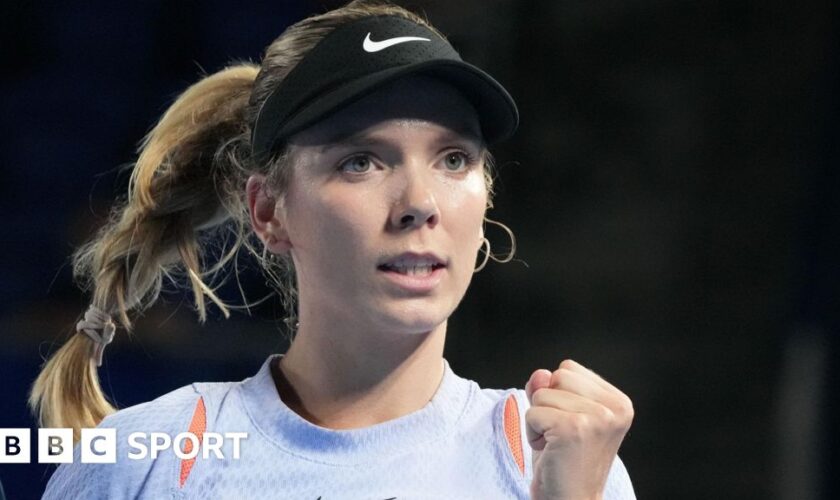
left=43, top=355, right=635, bottom=499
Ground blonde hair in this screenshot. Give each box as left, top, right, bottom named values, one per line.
left=29, top=0, right=504, bottom=440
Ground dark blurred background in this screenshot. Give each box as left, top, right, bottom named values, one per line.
left=1, top=1, right=837, bottom=498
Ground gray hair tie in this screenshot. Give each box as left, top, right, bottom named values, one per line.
left=76, top=305, right=116, bottom=367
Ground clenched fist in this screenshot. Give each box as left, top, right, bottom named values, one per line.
left=525, top=359, right=634, bottom=500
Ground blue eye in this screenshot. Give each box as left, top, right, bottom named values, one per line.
left=339, top=155, right=372, bottom=174
left=443, top=152, right=469, bottom=171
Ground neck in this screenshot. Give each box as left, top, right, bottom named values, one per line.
left=274, top=307, right=447, bottom=430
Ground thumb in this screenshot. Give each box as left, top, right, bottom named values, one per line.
left=525, top=368, right=552, bottom=405
left=525, top=368, right=552, bottom=453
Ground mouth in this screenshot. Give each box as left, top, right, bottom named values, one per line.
left=376, top=252, right=447, bottom=277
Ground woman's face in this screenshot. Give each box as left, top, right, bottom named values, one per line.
left=278, top=76, right=488, bottom=335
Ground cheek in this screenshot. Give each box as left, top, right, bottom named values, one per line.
left=443, top=173, right=488, bottom=238
left=286, top=183, right=380, bottom=252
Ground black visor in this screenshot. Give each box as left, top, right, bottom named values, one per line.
left=251, top=15, right=519, bottom=162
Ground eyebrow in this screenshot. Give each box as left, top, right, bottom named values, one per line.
left=318, top=123, right=485, bottom=154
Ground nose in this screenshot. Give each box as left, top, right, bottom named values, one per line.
left=389, top=168, right=440, bottom=231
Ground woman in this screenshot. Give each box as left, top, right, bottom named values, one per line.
left=32, top=1, right=635, bottom=498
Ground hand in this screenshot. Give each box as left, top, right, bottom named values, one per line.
left=525, top=359, right=634, bottom=500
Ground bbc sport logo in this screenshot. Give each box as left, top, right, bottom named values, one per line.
left=0, top=428, right=247, bottom=464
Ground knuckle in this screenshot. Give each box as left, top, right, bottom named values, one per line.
left=618, top=395, right=635, bottom=419
left=525, top=405, right=546, bottom=419
left=550, top=367, right=573, bottom=388
left=583, top=408, right=611, bottom=437
left=524, top=407, right=542, bottom=430
left=525, top=407, right=535, bottom=421
left=531, top=388, right=549, bottom=406
left=596, top=404, right=614, bottom=422
left=611, top=395, right=635, bottom=426
left=568, top=413, right=590, bottom=437
left=559, top=359, right=577, bottom=370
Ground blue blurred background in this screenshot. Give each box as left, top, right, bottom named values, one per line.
left=1, top=1, right=837, bottom=498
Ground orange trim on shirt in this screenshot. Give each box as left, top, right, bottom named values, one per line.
left=179, top=396, right=206, bottom=488
left=503, top=394, right=525, bottom=475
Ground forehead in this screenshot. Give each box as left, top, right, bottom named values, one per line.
left=288, top=75, right=483, bottom=147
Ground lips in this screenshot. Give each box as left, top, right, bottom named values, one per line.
left=377, top=252, right=447, bottom=276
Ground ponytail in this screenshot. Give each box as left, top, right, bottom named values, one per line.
left=29, top=63, right=260, bottom=439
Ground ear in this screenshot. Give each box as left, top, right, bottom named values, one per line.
left=246, top=174, right=291, bottom=254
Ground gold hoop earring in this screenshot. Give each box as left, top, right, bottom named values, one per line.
left=474, top=237, right=491, bottom=273
left=482, top=217, right=517, bottom=265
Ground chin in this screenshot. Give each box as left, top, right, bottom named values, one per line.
left=372, top=300, right=453, bottom=335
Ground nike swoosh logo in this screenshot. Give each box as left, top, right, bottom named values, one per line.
left=363, top=33, right=430, bottom=52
